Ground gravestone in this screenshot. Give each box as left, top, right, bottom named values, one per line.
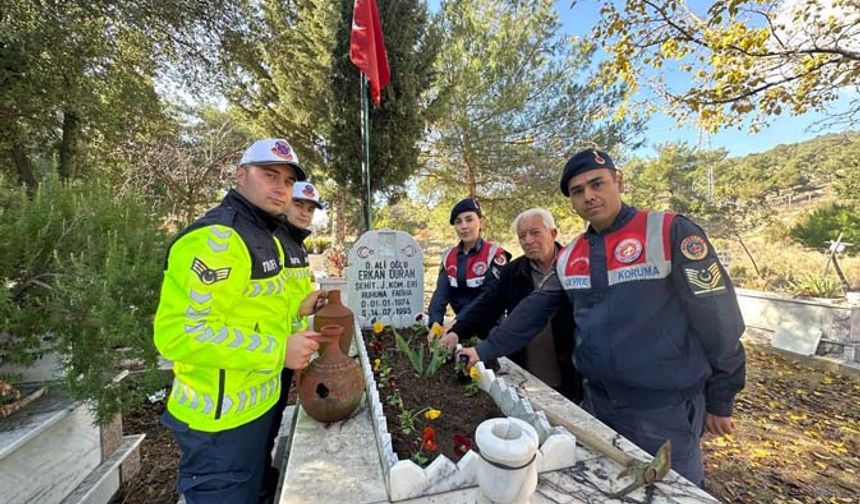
left=345, top=229, right=424, bottom=328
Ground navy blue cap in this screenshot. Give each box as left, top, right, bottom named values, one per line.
left=449, top=198, right=482, bottom=224
left=559, top=149, right=616, bottom=196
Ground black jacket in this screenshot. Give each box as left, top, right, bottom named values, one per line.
left=452, top=245, right=583, bottom=403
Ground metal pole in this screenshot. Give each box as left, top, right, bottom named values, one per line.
left=360, top=76, right=372, bottom=232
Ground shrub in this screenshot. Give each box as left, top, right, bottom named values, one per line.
left=306, top=236, right=332, bottom=254
left=789, top=204, right=860, bottom=253
left=788, top=274, right=844, bottom=299
left=0, top=176, right=167, bottom=424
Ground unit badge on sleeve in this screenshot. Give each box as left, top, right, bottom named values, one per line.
left=680, top=235, right=708, bottom=261
left=191, top=258, right=231, bottom=285
left=684, top=261, right=726, bottom=296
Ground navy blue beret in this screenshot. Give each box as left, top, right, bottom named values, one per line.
left=559, top=149, right=616, bottom=196
left=449, top=198, right=482, bottom=224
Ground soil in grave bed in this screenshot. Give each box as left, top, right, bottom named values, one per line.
left=363, top=324, right=504, bottom=466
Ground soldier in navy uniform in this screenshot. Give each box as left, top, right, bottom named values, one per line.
left=427, top=198, right=511, bottom=332
left=458, top=149, right=746, bottom=487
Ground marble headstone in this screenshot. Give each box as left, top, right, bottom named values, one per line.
left=345, top=229, right=424, bottom=328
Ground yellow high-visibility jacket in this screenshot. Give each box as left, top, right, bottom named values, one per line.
left=154, top=190, right=298, bottom=432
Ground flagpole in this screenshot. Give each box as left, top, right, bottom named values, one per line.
left=360, top=76, right=372, bottom=233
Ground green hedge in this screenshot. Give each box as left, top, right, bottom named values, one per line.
left=0, top=176, right=167, bottom=424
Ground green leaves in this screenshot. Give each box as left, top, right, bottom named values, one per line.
left=392, top=327, right=449, bottom=378
left=422, top=0, right=641, bottom=234
left=0, top=177, right=168, bottom=424
left=591, top=0, right=860, bottom=131
left=394, top=329, right=425, bottom=376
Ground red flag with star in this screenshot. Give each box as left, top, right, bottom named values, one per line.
left=349, top=0, right=391, bottom=107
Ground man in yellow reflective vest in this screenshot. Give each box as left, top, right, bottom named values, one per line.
left=154, top=138, right=326, bottom=504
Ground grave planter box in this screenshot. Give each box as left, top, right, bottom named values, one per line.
left=354, top=325, right=578, bottom=501
left=736, top=288, right=860, bottom=363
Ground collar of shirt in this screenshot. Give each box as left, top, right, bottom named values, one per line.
left=280, top=217, right=312, bottom=243
left=585, top=203, right=637, bottom=236
left=528, top=242, right=562, bottom=277
left=225, top=189, right=283, bottom=232
left=458, top=236, right=485, bottom=255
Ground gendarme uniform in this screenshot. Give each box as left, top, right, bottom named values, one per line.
left=475, top=150, right=746, bottom=487
left=428, top=198, right=510, bottom=329
left=155, top=189, right=294, bottom=430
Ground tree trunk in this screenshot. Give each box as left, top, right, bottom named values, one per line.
left=59, top=110, right=80, bottom=180
left=734, top=231, right=761, bottom=278
left=10, top=143, right=37, bottom=187
left=335, top=190, right=347, bottom=246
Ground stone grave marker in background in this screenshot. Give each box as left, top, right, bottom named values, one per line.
left=345, top=229, right=424, bottom=328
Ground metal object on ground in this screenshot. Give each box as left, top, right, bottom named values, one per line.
left=543, top=409, right=672, bottom=497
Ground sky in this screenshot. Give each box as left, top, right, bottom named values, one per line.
left=554, top=0, right=854, bottom=158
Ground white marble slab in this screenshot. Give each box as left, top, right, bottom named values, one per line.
left=279, top=402, right=388, bottom=504
left=61, top=434, right=145, bottom=504
left=772, top=323, right=823, bottom=356
left=0, top=393, right=101, bottom=504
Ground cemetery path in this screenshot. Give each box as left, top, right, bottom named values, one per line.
left=112, top=342, right=859, bottom=504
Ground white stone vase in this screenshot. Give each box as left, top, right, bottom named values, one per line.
left=475, top=417, right=539, bottom=504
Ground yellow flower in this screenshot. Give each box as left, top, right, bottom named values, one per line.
left=430, top=322, right=444, bottom=337
left=373, top=320, right=385, bottom=334
left=373, top=358, right=381, bottom=371
left=469, top=366, right=480, bottom=379
left=424, top=409, right=442, bottom=420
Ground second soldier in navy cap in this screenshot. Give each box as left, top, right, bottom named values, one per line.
left=427, top=198, right=511, bottom=333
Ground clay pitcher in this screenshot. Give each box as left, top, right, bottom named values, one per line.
left=298, top=324, right=365, bottom=423
left=313, top=290, right=354, bottom=355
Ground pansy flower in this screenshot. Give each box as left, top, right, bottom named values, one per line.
left=469, top=366, right=480, bottom=379
left=373, top=320, right=385, bottom=334
left=430, top=322, right=444, bottom=338
left=424, top=408, right=441, bottom=420
left=452, top=433, right=473, bottom=458
left=422, top=426, right=438, bottom=452
left=373, top=358, right=381, bottom=371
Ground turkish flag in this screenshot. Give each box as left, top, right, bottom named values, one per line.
left=349, top=0, right=390, bottom=107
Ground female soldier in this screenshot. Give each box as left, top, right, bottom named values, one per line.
left=427, top=197, right=510, bottom=332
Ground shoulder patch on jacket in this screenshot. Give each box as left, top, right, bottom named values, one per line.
left=191, top=258, right=232, bottom=285
left=683, top=260, right=726, bottom=297
left=680, top=235, right=708, bottom=261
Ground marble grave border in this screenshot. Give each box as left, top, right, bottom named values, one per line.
left=354, top=322, right=578, bottom=502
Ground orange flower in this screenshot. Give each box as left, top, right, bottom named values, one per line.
left=422, top=426, right=438, bottom=452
